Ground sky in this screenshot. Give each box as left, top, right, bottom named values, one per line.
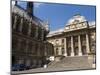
left=12, top=1, right=96, bottom=31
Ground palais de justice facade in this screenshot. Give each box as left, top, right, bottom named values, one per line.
left=47, top=15, right=96, bottom=62
left=12, top=2, right=54, bottom=70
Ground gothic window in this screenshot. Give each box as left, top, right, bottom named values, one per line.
left=15, top=15, right=21, bottom=32
left=30, top=24, right=36, bottom=38
left=22, top=19, right=29, bottom=35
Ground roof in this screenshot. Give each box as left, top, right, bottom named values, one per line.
left=47, top=28, right=64, bottom=37
left=47, top=21, right=96, bottom=37
left=12, top=4, right=49, bottom=31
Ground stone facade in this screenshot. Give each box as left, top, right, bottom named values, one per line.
left=47, top=15, right=96, bottom=58
left=12, top=2, right=54, bottom=69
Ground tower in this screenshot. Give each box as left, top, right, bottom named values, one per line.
left=27, top=2, right=33, bottom=17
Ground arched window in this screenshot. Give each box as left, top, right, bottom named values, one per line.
left=62, top=47, right=65, bottom=55
left=31, top=24, right=36, bottom=38
left=62, top=39, right=64, bottom=44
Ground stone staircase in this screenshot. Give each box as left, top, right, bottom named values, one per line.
left=48, top=56, right=93, bottom=69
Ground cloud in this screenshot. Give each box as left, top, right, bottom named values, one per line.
left=34, top=3, right=43, bottom=8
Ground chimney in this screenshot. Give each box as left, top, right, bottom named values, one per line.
left=27, top=2, right=33, bottom=17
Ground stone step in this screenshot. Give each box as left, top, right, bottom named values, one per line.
left=48, top=56, right=92, bottom=69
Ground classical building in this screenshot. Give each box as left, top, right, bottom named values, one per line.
left=47, top=14, right=96, bottom=62
left=12, top=1, right=54, bottom=70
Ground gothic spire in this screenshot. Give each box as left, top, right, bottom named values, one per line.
left=27, top=2, right=33, bottom=17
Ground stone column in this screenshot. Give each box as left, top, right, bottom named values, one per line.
left=78, top=35, right=82, bottom=56
left=64, top=38, right=67, bottom=56
left=54, top=47, right=57, bottom=56
left=54, top=40, right=57, bottom=56
left=19, top=17, right=23, bottom=32
left=59, top=39, right=62, bottom=55
left=59, top=47, right=62, bottom=55
left=13, top=15, right=17, bottom=29
left=86, top=34, right=90, bottom=54
left=71, top=36, right=74, bottom=56
left=28, top=19, right=32, bottom=36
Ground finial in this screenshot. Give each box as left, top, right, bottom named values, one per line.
left=45, top=19, right=50, bottom=31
